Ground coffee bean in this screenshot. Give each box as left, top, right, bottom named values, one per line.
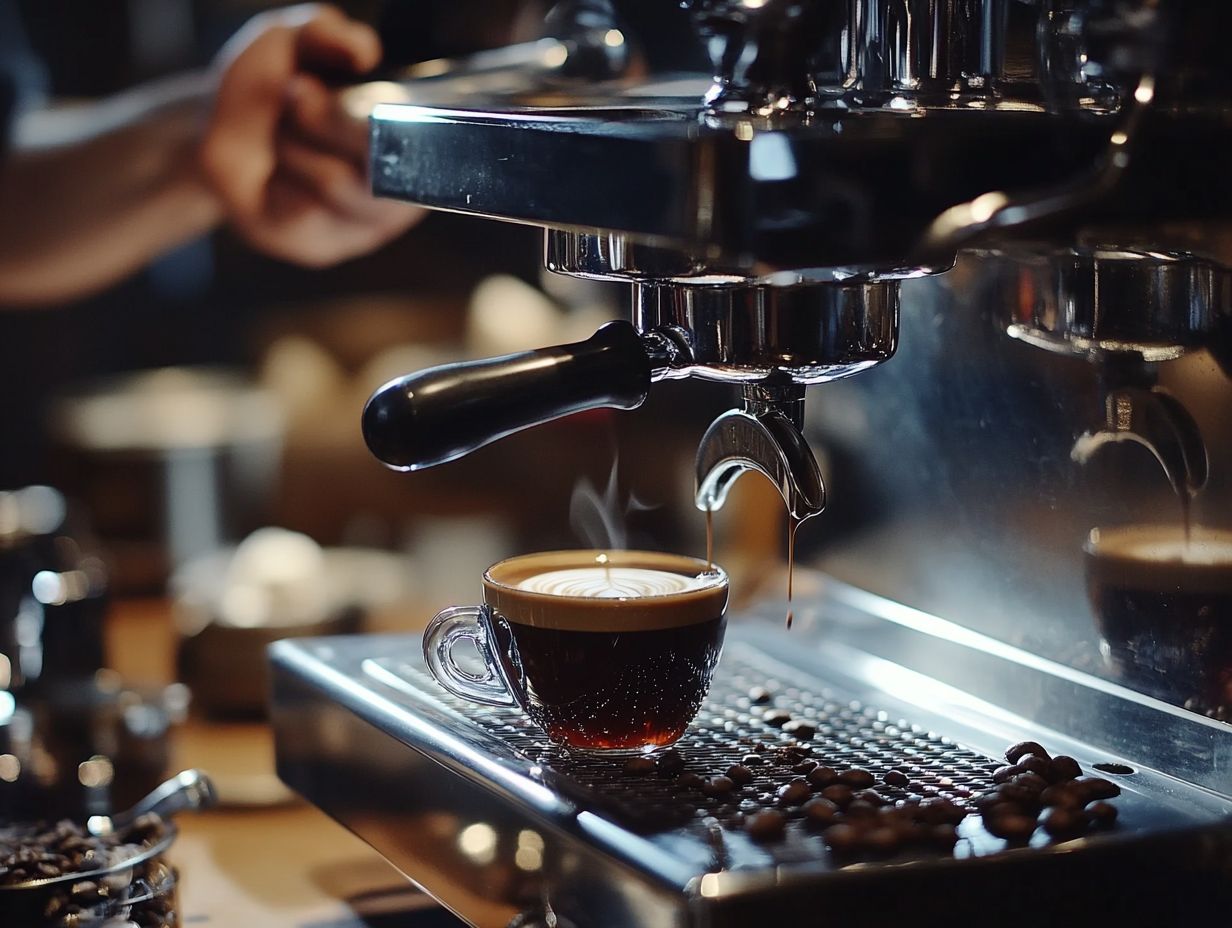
left=748, top=686, right=773, bottom=704
left=726, top=764, right=755, bottom=785
left=883, top=769, right=910, bottom=788
left=777, top=778, right=813, bottom=807
left=702, top=776, right=737, bottom=798
left=1040, top=806, right=1085, bottom=839
left=656, top=750, right=686, bottom=777
left=852, top=789, right=889, bottom=807
left=996, top=783, right=1042, bottom=808
left=1050, top=755, right=1082, bottom=782
left=1017, top=754, right=1052, bottom=778
left=838, top=769, right=876, bottom=789
left=746, top=810, right=787, bottom=842
left=1039, top=783, right=1084, bottom=809
left=1087, top=801, right=1119, bottom=828
left=825, top=823, right=863, bottom=853
left=802, top=798, right=840, bottom=828
left=676, top=772, right=704, bottom=790
left=1012, top=771, right=1049, bottom=794
left=792, top=760, right=819, bottom=774
left=741, top=753, right=765, bottom=766
left=763, top=709, right=793, bottom=728
left=864, top=826, right=901, bottom=855
left=1005, top=741, right=1051, bottom=764
left=983, top=810, right=1036, bottom=842
left=929, top=824, right=960, bottom=850
left=783, top=720, right=816, bottom=740
left=1076, top=777, right=1121, bottom=801
left=918, top=797, right=967, bottom=826
left=820, top=784, right=854, bottom=808
left=623, top=756, right=656, bottom=776
left=806, top=766, right=839, bottom=788
left=846, top=800, right=880, bottom=819
left=992, top=764, right=1022, bottom=784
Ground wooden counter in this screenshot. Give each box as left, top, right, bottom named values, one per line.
left=106, top=598, right=457, bottom=927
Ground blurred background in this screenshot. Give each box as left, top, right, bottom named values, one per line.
left=0, top=0, right=781, bottom=872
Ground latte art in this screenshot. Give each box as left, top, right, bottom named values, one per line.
left=517, top=566, right=712, bottom=598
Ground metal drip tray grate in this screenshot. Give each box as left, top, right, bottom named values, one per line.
left=371, top=643, right=1001, bottom=859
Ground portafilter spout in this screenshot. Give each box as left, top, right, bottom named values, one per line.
left=695, top=383, right=825, bottom=522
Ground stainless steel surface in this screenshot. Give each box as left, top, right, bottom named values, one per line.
left=808, top=252, right=1232, bottom=711
left=695, top=387, right=826, bottom=522
left=271, top=590, right=1232, bottom=927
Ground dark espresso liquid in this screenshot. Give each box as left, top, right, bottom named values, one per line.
left=512, top=615, right=726, bottom=751
left=1087, top=526, right=1232, bottom=706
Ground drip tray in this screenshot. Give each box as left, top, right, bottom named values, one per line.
left=271, top=603, right=1232, bottom=928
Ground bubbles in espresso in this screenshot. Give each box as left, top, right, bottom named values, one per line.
left=517, top=567, right=712, bottom=598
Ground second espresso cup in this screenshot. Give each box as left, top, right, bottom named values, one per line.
left=422, top=550, right=728, bottom=753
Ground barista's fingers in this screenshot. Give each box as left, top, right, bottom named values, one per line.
left=276, top=136, right=373, bottom=217
left=295, top=8, right=382, bottom=75
left=286, top=74, right=369, bottom=164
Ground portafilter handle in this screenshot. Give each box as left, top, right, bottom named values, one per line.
left=363, top=321, right=665, bottom=471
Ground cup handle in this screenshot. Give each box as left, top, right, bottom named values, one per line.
left=422, top=605, right=518, bottom=707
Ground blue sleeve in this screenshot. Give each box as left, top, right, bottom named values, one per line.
left=0, top=0, right=48, bottom=152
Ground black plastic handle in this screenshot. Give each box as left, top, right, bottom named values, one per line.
left=362, top=321, right=653, bottom=471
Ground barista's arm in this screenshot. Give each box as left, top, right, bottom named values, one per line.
left=0, top=3, right=422, bottom=308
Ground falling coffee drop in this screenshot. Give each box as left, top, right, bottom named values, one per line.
left=706, top=507, right=714, bottom=572
left=786, top=516, right=801, bottom=630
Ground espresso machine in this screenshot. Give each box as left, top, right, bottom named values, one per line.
left=271, top=2, right=1232, bottom=924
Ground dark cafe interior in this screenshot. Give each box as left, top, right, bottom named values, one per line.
left=2, top=2, right=1232, bottom=926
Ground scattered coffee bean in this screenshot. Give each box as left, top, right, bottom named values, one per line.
left=793, top=760, right=819, bottom=774
left=838, top=768, right=876, bottom=789
left=748, top=686, right=773, bottom=704
left=782, top=720, right=816, bottom=740
left=852, top=789, right=888, bottom=807
left=1016, top=754, right=1052, bottom=778
left=1050, top=755, right=1082, bottom=782
left=846, top=800, right=880, bottom=819
left=726, top=764, right=756, bottom=786
left=929, top=824, right=960, bottom=850
left=995, top=782, right=1042, bottom=808
left=746, top=810, right=787, bottom=842
left=983, top=811, right=1036, bottom=842
left=1076, top=777, right=1121, bottom=801
left=1012, top=771, right=1049, bottom=794
left=802, top=798, right=840, bottom=828
left=1087, top=801, right=1118, bottom=828
left=1039, top=806, right=1085, bottom=839
left=777, top=778, right=813, bottom=807
left=806, top=766, right=839, bottom=788
left=702, top=776, right=737, bottom=798
left=883, top=769, right=910, bottom=788
left=1005, top=741, right=1051, bottom=764
left=676, top=772, right=704, bottom=790
left=918, top=797, right=967, bottom=826
left=741, top=753, right=765, bottom=766
left=656, top=750, right=686, bottom=777
left=864, top=826, right=901, bottom=855
left=992, top=764, right=1022, bottom=784
left=762, top=709, right=793, bottom=728
left=1039, top=783, right=1083, bottom=809
left=623, top=756, right=656, bottom=776
left=825, top=823, right=863, bottom=853
left=820, top=784, right=855, bottom=808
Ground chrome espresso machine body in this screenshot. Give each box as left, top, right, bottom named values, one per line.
left=272, top=3, right=1232, bottom=925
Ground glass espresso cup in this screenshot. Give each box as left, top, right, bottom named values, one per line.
left=423, top=550, right=728, bottom=753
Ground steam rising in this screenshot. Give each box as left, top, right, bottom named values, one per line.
left=569, top=459, right=653, bottom=550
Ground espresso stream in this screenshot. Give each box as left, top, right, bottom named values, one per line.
left=703, top=507, right=805, bottom=630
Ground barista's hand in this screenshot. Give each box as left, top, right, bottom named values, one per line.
left=200, top=4, right=423, bottom=267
